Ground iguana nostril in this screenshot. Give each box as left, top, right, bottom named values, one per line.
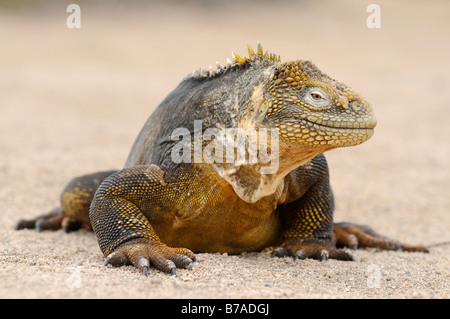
left=350, top=101, right=363, bottom=112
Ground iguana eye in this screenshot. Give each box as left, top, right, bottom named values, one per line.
left=310, top=92, right=324, bottom=100
left=303, top=87, right=330, bottom=108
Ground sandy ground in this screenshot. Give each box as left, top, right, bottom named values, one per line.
left=0, top=0, right=449, bottom=299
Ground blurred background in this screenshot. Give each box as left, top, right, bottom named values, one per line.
left=0, top=0, right=449, bottom=240
left=0, top=0, right=449, bottom=299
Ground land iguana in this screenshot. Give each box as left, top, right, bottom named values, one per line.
left=16, top=44, right=428, bottom=275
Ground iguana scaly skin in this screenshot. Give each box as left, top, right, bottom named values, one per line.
left=17, top=44, right=428, bottom=275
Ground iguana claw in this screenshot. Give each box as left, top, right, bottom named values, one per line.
left=102, top=238, right=195, bottom=276
left=319, top=250, right=329, bottom=262
left=264, top=238, right=354, bottom=261
left=293, top=250, right=307, bottom=260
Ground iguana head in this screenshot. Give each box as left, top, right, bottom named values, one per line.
left=261, top=58, right=376, bottom=151
left=231, top=43, right=376, bottom=153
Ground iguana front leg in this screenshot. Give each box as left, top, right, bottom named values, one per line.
left=265, top=150, right=429, bottom=260
left=266, top=168, right=354, bottom=261
left=90, top=165, right=195, bottom=275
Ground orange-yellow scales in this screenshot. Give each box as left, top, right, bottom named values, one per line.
left=231, top=44, right=376, bottom=149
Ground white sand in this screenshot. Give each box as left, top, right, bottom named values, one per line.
left=0, top=0, right=449, bottom=299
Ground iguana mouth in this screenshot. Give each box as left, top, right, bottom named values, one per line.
left=303, top=116, right=377, bottom=131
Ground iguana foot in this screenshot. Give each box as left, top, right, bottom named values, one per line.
left=103, top=238, right=196, bottom=276
left=333, top=222, right=429, bottom=253
left=264, top=237, right=354, bottom=261
left=16, top=207, right=63, bottom=231
left=15, top=207, right=89, bottom=232
left=16, top=171, right=114, bottom=233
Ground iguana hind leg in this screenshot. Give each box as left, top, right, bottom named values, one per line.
left=16, top=170, right=116, bottom=232
left=333, top=222, right=429, bottom=253
left=16, top=207, right=65, bottom=231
